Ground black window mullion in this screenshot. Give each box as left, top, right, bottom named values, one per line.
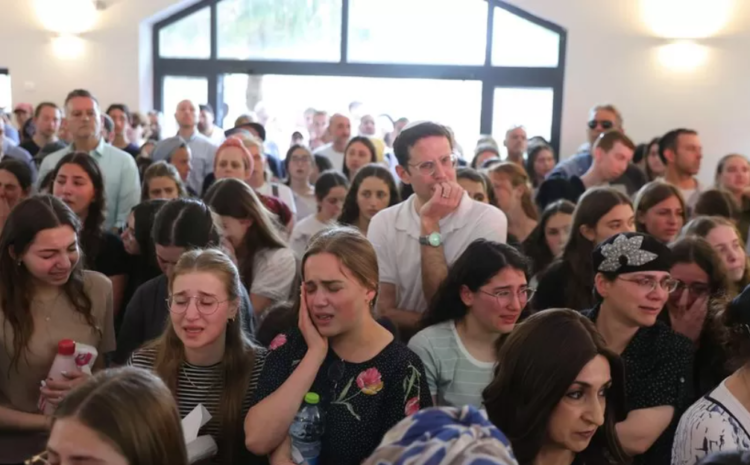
left=341, top=0, right=349, bottom=63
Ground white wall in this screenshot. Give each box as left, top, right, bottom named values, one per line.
left=1, top=0, right=748, bottom=185
left=510, top=0, right=750, bottom=185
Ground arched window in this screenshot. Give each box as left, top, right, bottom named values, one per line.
left=154, top=0, right=566, bottom=159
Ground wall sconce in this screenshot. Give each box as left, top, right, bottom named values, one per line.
left=641, top=0, right=734, bottom=39
left=657, top=41, right=708, bottom=72
left=51, top=34, right=86, bottom=60
left=34, top=0, right=98, bottom=34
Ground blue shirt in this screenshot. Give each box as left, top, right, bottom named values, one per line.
left=38, top=138, right=141, bottom=230
left=152, top=130, right=217, bottom=193
left=1, top=137, right=38, bottom=181
left=3, top=122, right=19, bottom=144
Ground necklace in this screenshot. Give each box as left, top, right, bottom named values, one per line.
left=181, top=364, right=221, bottom=391
left=34, top=291, right=64, bottom=323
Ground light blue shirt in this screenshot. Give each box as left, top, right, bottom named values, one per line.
left=38, top=138, right=141, bottom=230
left=152, top=130, right=217, bottom=194
left=2, top=137, right=38, bottom=181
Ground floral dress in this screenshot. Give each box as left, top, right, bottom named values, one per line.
left=254, top=329, right=433, bottom=465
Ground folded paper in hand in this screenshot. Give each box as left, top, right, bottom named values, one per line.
left=182, top=404, right=218, bottom=464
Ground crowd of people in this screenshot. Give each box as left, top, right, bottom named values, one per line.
left=2, top=91, right=750, bottom=465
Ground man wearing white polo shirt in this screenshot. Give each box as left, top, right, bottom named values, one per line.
left=368, top=122, right=508, bottom=337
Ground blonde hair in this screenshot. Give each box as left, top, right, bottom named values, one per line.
left=302, top=227, right=379, bottom=303
left=54, top=367, right=188, bottom=465
left=489, top=162, right=539, bottom=221
left=150, top=248, right=257, bottom=464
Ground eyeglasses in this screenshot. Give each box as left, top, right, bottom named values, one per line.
left=289, top=155, right=311, bottom=164
left=617, top=276, right=679, bottom=293
left=478, top=288, right=535, bottom=306
left=25, top=452, right=48, bottom=464
left=587, top=120, right=614, bottom=130
left=672, top=280, right=711, bottom=297
left=408, top=154, right=457, bottom=177
left=166, top=295, right=229, bottom=315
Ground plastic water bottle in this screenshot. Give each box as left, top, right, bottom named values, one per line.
left=289, top=392, right=324, bottom=465
left=38, top=339, right=77, bottom=415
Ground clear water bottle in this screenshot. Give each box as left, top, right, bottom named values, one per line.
left=289, top=392, right=324, bottom=465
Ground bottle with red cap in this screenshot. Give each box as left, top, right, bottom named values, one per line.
left=38, top=339, right=77, bottom=415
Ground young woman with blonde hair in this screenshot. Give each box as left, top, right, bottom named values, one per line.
left=246, top=227, right=431, bottom=465
left=130, top=248, right=267, bottom=465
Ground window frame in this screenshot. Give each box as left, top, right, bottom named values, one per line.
left=153, top=0, right=566, bottom=157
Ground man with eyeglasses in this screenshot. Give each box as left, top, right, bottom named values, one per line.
left=368, top=121, right=508, bottom=340
left=537, top=130, right=636, bottom=209
left=547, top=103, right=646, bottom=198
left=582, top=232, right=693, bottom=465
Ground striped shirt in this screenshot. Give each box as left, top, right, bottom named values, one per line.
left=408, top=321, right=495, bottom=408
left=129, top=346, right=267, bottom=464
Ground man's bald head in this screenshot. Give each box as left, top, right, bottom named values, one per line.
left=175, top=100, right=198, bottom=129
left=328, top=113, right=351, bottom=148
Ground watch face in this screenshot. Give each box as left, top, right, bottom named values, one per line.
left=428, top=232, right=441, bottom=247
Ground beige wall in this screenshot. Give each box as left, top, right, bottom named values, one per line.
left=0, top=0, right=192, bottom=113
left=1, top=0, right=748, bottom=185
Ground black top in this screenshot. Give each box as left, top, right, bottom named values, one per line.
left=91, top=231, right=129, bottom=277
left=532, top=260, right=595, bottom=312
left=253, top=328, right=433, bottom=465
left=130, top=347, right=269, bottom=465
left=119, top=143, right=140, bottom=158
left=583, top=305, right=694, bottom=465
left=19, top=139, right=40, bottom=157
left=114, top=274, right=257, bottom=364
left=536, top=174, right=586, bottom=210
left=658, top=310, right=729, bottom=401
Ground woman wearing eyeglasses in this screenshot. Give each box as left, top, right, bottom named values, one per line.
left=583, top=232, right=694, bottom=465
left=129, top=248, right=266, bottom=465
left=408, top=239, right=530, bottom=408
left=663, top=238, right=733, bottom=400
left=114, top=198, right=256, bottom=365
left=245, top=227, right=432, bottom=465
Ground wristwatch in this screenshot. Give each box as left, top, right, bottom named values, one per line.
left=419, top=232, right=442, bottom=247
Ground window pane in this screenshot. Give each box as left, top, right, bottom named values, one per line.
left=348, top=0, right=487, bottom=65
left=162, top=76, right=209, bottom=136
left=492, top=7, right=560, bottom=67
left=159, top=7, right=211, bottom=59
left=222, top=74, right=481, bottom=161
left=217, top=0, right=342, bottom=62
left=493, top=87, right=554, bottom=144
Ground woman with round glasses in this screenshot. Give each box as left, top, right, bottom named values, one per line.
left=583, top=232, right=694, bottom=465
left=129, top=248, right=266, bottom=465
left=409, top=240, right=530, bottom=408
left=115, top=198, right=256, bottom=364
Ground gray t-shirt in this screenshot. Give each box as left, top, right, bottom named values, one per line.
left=408, top=321, right=495, bottom=408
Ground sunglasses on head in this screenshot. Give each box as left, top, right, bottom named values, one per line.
left=588, top=120, right=614, bottom=130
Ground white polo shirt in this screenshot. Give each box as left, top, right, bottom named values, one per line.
left=368, top=193, right=508, bottom=313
